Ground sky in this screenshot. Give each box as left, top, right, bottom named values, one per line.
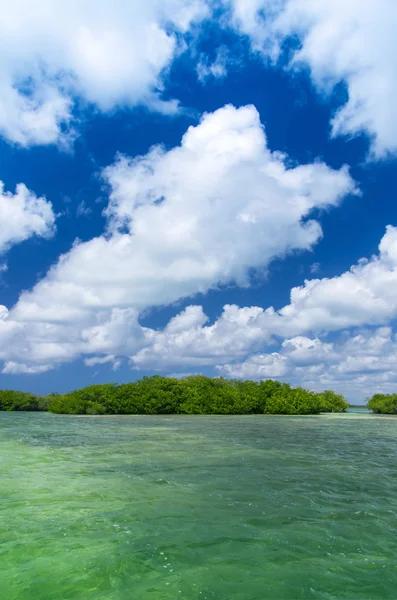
left=0, top=0, right=397, bottom=403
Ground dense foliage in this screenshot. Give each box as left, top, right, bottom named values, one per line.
left=0, top=390, right=50, bottom=411
left=318, top=390, right=348, bottom=413
left=367, top=393, right=397, bottom=414
left=44, top=376, right=348, bottom=415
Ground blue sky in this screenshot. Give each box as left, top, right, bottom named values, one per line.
left=0, top=0, right=397, bottom=402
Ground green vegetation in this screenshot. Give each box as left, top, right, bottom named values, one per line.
left=367, top=393, right=397, bottom=414
left=0, top=390, right=50, bottom=412
left=43, top=376, right=347, bottom=415
left=0, top=377, right=349, bottom=415
left=318, top=390, right=348, bottom=413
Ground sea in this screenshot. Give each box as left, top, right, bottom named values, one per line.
left=1, top=409, right=396, bottom=599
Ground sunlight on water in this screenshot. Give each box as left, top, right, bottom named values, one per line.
left=1, top=412, right=397, bottom=599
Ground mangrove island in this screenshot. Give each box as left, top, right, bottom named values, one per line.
left=0, top=376, right=349, bottom=415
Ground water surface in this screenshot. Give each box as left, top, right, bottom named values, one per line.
left=1, top=412, right=396, bottom=599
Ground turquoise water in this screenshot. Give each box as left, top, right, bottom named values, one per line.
left=1, top=411, right=397, bottom=599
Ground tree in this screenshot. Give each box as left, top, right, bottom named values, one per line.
left=367, top=393, right=397, bottom=414
left=0, top=390, right=47, bottom=411
left=319, top=390, right=348, bottom=413
left=43, top=376, right=348, bottom=415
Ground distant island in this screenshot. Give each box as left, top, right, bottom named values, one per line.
left=0, top=376, right=349, bottom=415
left=5, top=377, right=395, bottom=415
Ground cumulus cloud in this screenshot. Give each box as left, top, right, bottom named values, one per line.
left=218, top=334, right=336, bottom=380
left=0, top=182, right=56, bottom=254
left=11, top=104, right=355, bottom=320
left=131, top=304, right=269, bottom=369
left=4, top=220, right=397, bottom=401
left=257, top=225, right=397, bottom=336
left=127, top=225, right=397, bottom=400
left=2, top=1, right=395, bottom=156
left=0, top=0, right=208, bottom=146
left=226, top=0, right=397, bottom=156
left=2, top=361, right=53, bottom=375
left=217, top=327, right=397, bottom=402
left=0, top=104, right=355, bottom=372
left=130, top=224, right=397, bottom=376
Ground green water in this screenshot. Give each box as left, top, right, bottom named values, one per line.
left=1, top=412, right=397, bottom=600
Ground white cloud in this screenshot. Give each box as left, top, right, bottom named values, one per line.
left=131, top=304, right=269, bottom=369
left=220, top=352, right=288, bottom=379
left=130, top=225, right=397, bottom=376
left=76, top=200, right=92, bottom=218
left=256, top=226, right=397, bottom=337
left=0, top=104, right=355, bottom=372
left=227, top=0, right=397, bottom=156
left=197, top=46, right=230, bottom=83
left=3, top=1, right=395, bottom=155
left=310, top=262, right=320, bottom=274
left=4, top=217, right=397, bottom=402
left=0, top=182, right=56, bottom=254
left=128, top=225, right=397, bottom=401
left=217, top=334, right=337, bottom=380
left=0, top=84, right=74, bottom=148
left=218, top=327, right=397, bottom=402
left=2, top=361, right=53, bottom=374
left=0, top=0, right=208, bottom=146
left=84, top=354, right=121, bottom=370
left=12, top=104, right=355, bottom=320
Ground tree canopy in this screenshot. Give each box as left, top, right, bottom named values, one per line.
left=0, top=377, right=349, bottom=415
left=367, top=393, right=397, bottom=414
left=42, top=376, right=348, bottom=415
left=0, top=390, right=50, bottom=412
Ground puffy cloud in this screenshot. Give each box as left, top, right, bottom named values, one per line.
left=0, top=182, right=56, bottom=254
left=0, top=306, right=142, bottom=373
left=2, top=362, right=53, bottom=375
left=218, top=334, right=337, bottom=380
left=4, top=218, right=397, bottom=401
left=0, top=104, right=355, bottom=372
left=220, top=352, right=288, bottom=379
left=128, top=225, right=397, bottom=401
left=131, top=225, right=397, bottom=375
left=0, top=309, right=80, bottom=370
left=227, top=0, right=397, bottom=156
left=0, top=0, right=208, bottom=146
left=10, top=104, right=355, bottom=320
left=257, top=226, right=397, bottom=336
left=131, top=304, right=268, bottom=369
left=218, top=327, right=397, bottom=402
left=3, top=0, right=395, bottom=155
left=128, top=308, right=335, bottom=376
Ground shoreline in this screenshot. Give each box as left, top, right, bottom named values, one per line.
left=42, top=411, right=397, bottom=419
